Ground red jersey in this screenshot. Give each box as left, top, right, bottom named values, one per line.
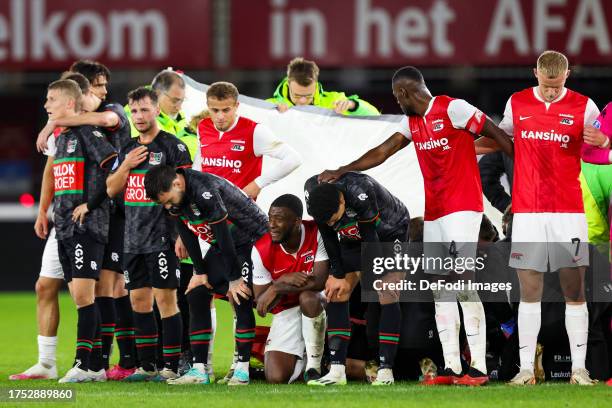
left=503, top=88, right=596, bottom=213
left=251, top=220, right=328, bottom=314
left=398, top=96, right=486, bottom=221
left=196, top=116, right=262, bottom=189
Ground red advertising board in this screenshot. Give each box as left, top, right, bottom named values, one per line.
left=0, top=0, right=211, bottom=70
left=231, top=0, right=612, bottom=67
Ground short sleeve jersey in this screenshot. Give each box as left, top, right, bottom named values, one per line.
left=396, top=96, right=486, bottom=221
left=499, top=87, right=598, bottom=213
left=120, top=131, right=192, bottom=253
left=251, top=220, right=328, bottom=314
left=53, top=125, right=116, bottom=243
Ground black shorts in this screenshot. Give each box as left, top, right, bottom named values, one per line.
left=198, top=243, right=253, bottom=296
left=102, top=214, right=124, bottom=273
left=123, top=250, right=180, bottom=290
left=58, top=232, right=105, bottom=283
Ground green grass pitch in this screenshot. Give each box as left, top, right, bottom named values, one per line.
left=0, top=292, right=610, bottom=407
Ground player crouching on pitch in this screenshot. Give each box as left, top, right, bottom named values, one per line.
left=252, top=194, right=328, bottom=384
left=144, top=165, right=268, bottom=385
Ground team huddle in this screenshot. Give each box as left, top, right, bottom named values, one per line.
left=8, top=51, right=612, bottom=386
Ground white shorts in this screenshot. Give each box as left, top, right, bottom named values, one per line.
left=510, top=213, right=589, bottom=272
left=39, top=227, right=64, bottom=280
left=423, top=211, right=483, bottom=275
left=265, top=306, right=306, bottom=383
left=265, top=306, right=305, bottom=357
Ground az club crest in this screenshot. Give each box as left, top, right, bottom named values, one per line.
left=149, top=152, right=163, bottom=165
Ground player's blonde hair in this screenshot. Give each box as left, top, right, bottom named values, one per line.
left=189, top=109, right=210, bottom=131
left=536, top=50, right=568, bottom=78
left=48, top=79, right=83, bottom=112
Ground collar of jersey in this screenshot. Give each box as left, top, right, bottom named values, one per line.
left=214, top=116, right=240, bottom=137
left=423, top=96, right=436, bottom=117
left=279, top=224, right=306, bottom=257
left=532, top=86, right=567, bottom=105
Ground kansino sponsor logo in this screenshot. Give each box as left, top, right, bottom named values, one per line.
left=202, top=156, right=243, bottom=173
left=415, top=138, right=449, bottom=151
left=520, top=130, right=571, bottom=144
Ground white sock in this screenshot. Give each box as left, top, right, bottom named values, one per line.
left=193, top=362, right=206, bottom=373
left=518, top=301, right=541, bottom=373
left=329, top=364, right=345, bottom=377
left=434, top=300, right=462, bottom=374
left=38, top=335, right=57, bottom=368
left=302, top=310, right=326, bottom=372
left=459, top=291, right=487, bottom=374
left=235, top=361, right=249, bottom=373
left=565, top=303, right=588, bottom=371
left=207, top=306, right=217, bottom=372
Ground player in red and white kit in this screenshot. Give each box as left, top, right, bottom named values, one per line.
left=189, top=82, right=302, bottom=383
left=193, top=81, right=302, bottom=195
left=252, top=194, right=328, bottom=383
left=320, top=66, right=513, bottom=386
left=500, top=51, right=600, bottom=386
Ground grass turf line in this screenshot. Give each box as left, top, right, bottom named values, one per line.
left=0, top=293, right=610, bottom=407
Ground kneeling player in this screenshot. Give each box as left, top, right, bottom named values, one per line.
left=144, top=165, right=268, bottom=385
left=252, top=194, right=328, bottom=384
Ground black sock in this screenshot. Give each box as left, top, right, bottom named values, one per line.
left=187, top=286, right=212, bottom=364
left=89, top=303, right=104, bottom=372
left=234, top=298, right=255, bottom=363
left=133, top=311, right=158, bottom=372
left=114, top=295, right=136, bottom=369
left=178, top=264, right=193, bottom=352
left=326, top=301, right=351, bottom=365
left=95, top=297, right=116, bottom=370
left=75, top=303, right=97, bottom=371
left=378, top=303, right=401, bottom=369
left=162, top=313, right=182, bottom=372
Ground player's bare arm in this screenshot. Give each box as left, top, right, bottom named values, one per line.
left=34, top=156, right=55, bottom=239
left=478, top=119, right=514, bottom=157
left=584, top=125, right=609, bottom=147
left=474, top=136, right=501, bottom=155
left=319, top=132, right=408, bottom=182
left=254, top=283, right=280, bottom=317
left=273, top=260, right=329, bottom=295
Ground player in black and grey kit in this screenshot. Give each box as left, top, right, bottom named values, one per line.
left=304, top=172, right=410, bottom=386
left=144, top=166, right=268, bottom=386
left=37, top=69, right=135, bottom=378
left=106, top=88, right=191, bottom=382
left=44, top=80, right=117, bottom=383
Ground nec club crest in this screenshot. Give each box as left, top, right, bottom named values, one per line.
left=149, top=152, right=163, bottom=165
left=190, top=204, right=201, bottom=217
left=67, top=139, right=77, bottom=153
